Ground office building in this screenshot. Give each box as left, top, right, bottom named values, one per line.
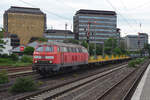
left=138, top=33, right=148, bottom=49
left=3, top=6, right=46, bottom=45
left=124, top=35, right=139, bottom=51
left=44, top=29, right=74, bottom=42
left=73, top=9, right=118, bottom=43
left=124, top=33, right=148, bottom=51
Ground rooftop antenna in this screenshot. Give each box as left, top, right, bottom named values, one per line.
left=65, top=23, right=68, bottom=30
left=140, top=23, right=142, bottom=33
left=70, top=24, right=72, bottom=30
left=51, top=26, right=53, bottom=30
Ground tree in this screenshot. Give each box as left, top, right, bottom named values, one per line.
left=112, top=47, right=122, bottom=55
left=0, top=28, right=5, bottom=52
left=38, top=37, right=48, bottom=42
left=63, top=39, right=79, bottom=44
left=96, top=44, right=103, bottom=55
left=81, top=40, right=88, bottom=48
left=24, top=46, right=34, bottom=55
left=104, top=47, right=112, bottom=55
left=89, top=43, right=95, bottom=55
left=104, top=38, right=117, bottom=49
left=104, top=38, right=118, bottom=55
left=0, top=27, right=5, bottom=38
left=103, top=38, right=129, bottom=55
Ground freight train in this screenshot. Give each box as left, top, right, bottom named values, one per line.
left=32, top=42, right=130, bottom=76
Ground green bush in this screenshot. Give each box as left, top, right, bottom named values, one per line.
left=135, top=58, right=142, bottom=64
left=0, top=70, right=9, bottom=84
left=128, top=60, right=136, bottom=67
left=144, top=56, right=149, bottom=60
left=21, top=55, right=32, bottom=63
left=24, top=46, right=34, bottom=55
left=10, top=53, right=19, bottom=61
left=128, top=58, right=146, bottom=67
left=10, top=77, right=37, bottom=93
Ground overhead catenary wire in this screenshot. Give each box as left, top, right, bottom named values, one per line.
left=129, top=1, right=150, bottom=10
left=105, top=0, right=138, bottom=32
left=118, top=0, right=150, bottom=34
left=119, top=0, right=141, bottom=31
left=17, top=0, right=73, bottom=30
left=119, top=0, right=128, bottom=11
left=55, top=0, right=76, bottom=10
left=18, top=0, right=72, bottom=21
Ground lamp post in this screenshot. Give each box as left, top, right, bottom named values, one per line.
left=102, top=42, right=105, bottom=57
left=86, top=21, right=96, bottom=54
left=94, top=25, right=96, bottom=58
left=117, top=28, right=121, bottom=48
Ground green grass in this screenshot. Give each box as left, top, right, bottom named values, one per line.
left=0, top=58, right=15, bottom=66
left=11, top=62, right=32, bottom=67
left=0, top=58, right=32, bottom=67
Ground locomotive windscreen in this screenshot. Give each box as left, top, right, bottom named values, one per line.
left=45, top=46, right=53, bottom=52
left=36, top=45, right=53, bottom=52
left=36, top=46, right=43, bottom=52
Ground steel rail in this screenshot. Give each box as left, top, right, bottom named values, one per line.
left=17, top=64, right=128, bottom=100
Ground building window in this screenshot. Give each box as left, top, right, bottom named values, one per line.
left=79, top=20, right=116, bottom=24
left=79, top=16, right=116, bottom=20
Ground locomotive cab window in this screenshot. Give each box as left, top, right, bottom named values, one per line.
left=60, top=47, right=63, bottom=52
left=45, top=46, right=53, bottom=52
left=78, top=48, right=82, bottom=52
left=57, top=47, right=60, bottom=52
left=69, top=48, right=72, bottom=52
left=64, top=47, right=67, bottom=52
left=71, top=48, right=74, bottom=52
left=76, top=48, right=79, bottom=52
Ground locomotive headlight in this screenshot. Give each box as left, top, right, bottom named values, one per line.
left=34, top=56, right=41, bottom=59
left=49, top=61, right=52, bottom=63
left=45, top=56, right=54, bottom=59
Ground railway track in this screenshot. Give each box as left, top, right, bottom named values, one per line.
left=97, top=60, right=150, bottom=100
left=0, top=66, right=32, bottom=73
left=0, top=62, right=127, bottom=100
left=17, top=64, right=128, bottom=100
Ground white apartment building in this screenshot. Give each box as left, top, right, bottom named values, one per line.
left=0, top=38, right=12, bottom=55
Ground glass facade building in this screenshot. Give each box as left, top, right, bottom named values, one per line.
left=44, top=29, right=74, bottom=42
left=73, top=9, right=119, bottom=43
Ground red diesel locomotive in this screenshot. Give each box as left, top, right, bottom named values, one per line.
left=32, top=42, right=88, bottom=75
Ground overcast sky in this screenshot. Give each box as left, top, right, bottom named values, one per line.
left=0, top=0, right=150, bottom=38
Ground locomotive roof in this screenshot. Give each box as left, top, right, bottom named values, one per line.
left=40, top=42, right=85, bottom=48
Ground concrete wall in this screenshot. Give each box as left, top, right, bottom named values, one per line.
left=6, top=13, right=45, bottom=45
